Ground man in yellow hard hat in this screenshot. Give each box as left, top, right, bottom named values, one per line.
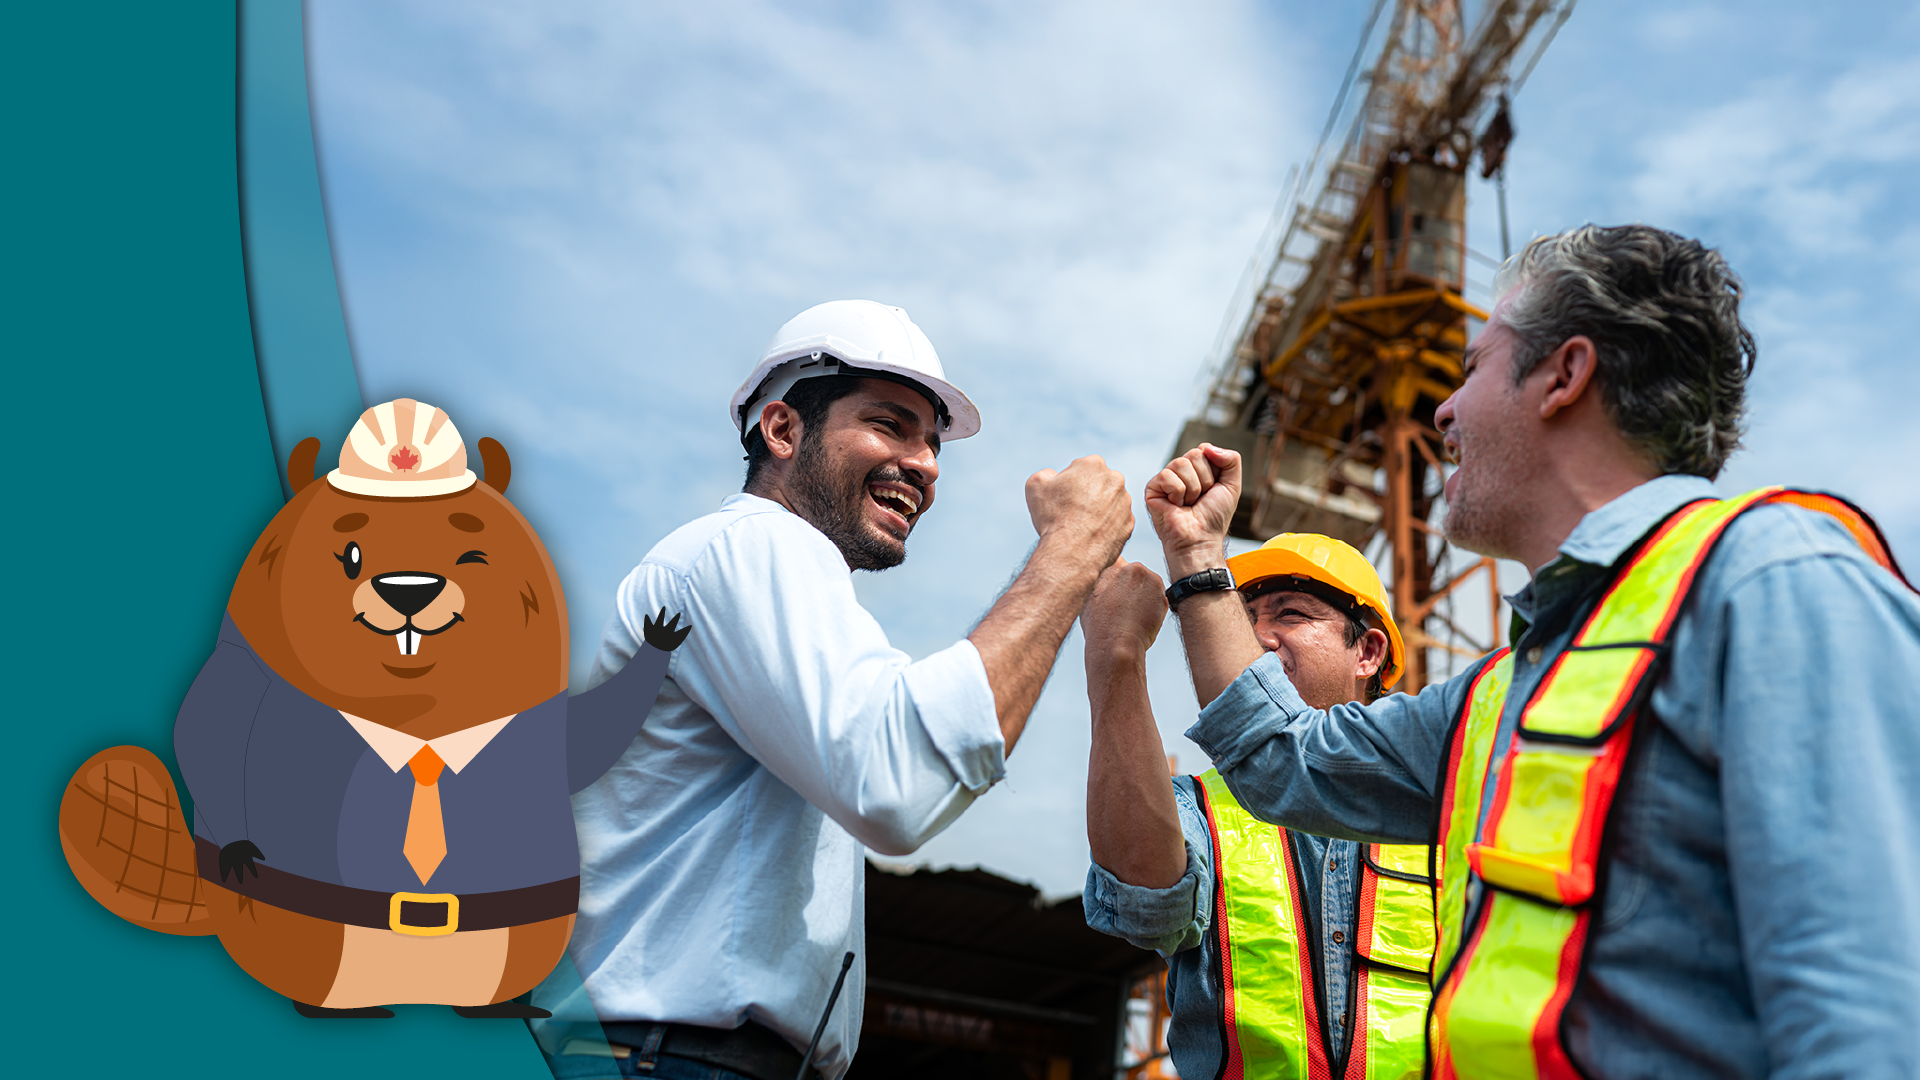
left=1080, top=533, right=1433, bottom=1080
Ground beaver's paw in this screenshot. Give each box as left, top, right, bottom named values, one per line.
left=643, top=608, right=692, bottom=652
left=218, top=839, right=265, bottom=883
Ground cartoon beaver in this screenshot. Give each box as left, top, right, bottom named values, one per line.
left=58, top=398, right=685, bottom=1018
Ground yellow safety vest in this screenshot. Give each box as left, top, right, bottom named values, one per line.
left=1427, top=488, right=1907, bottom=1079
left=1197, top=770, right=1433, bottom=1080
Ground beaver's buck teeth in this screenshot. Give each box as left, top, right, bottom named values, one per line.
left=399, top=629, right=421, bottom=656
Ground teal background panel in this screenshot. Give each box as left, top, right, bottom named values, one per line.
left=1, top=2, right=546, bottom=1075
left=240, top=0, right=367, bottom=494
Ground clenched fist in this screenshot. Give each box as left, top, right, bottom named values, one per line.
left=1080, top=558, right=1168, bottom=661
left=1145, top=444, right=1242, bottom=573
left=1025, top=455, right=1134, bottom=568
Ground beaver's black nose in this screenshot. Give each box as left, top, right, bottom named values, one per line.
left=371, top=572, right=447, bottom=618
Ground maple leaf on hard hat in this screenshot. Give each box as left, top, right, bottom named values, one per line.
left=390, top=445, right=421, bottom=472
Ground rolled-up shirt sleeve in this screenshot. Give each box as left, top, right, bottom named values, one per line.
left=1084, top=776, right=1212, bottom=957
left=1717, top=551, right=1920, bottom=1076
left=592, top=505, right=1005, bottom=856
left=1186, top=651, right=1473, bottom=844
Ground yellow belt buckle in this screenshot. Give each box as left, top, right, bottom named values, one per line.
left=389, top=891, right=460, bottom=936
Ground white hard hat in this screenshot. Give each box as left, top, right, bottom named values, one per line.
left=329, top=398, right=476, bottom=498
left=730, top=300, right=981, bottom=443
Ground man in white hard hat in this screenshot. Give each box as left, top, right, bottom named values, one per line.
left=558, top=300, right=1134, bottom=1080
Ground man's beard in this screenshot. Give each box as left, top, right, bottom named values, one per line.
left=1440, top=421, right=1532, bottom=562
left=787, top=434, right=915, bottom=571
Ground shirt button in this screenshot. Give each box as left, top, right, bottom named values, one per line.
left=1332, top=930, right=1345, bottom=943
left=1328, top=859, right=1338, bottom=870
left=1525, top=646, right=1543, bottom=664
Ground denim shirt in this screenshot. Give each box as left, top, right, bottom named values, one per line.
left=1085, top=774, right=1365, bottom=1078
left=1188, top=474, right=1920, bottom=1079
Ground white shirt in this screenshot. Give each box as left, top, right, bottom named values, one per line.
left=567, top=493, right=1005, bottom=1078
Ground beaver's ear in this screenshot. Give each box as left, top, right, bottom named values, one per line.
left=287, top=437, right=321, bottom=496
left=478, top=437, right=511, bottom=493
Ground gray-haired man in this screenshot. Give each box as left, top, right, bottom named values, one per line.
left=1149, top=225, right=1920, bottom=1077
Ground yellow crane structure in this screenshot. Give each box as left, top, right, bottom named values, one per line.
left=1175, top=0, right=1577, bottom=693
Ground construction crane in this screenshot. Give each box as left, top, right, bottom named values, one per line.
left=1175, top=0, right=1577, bottom=692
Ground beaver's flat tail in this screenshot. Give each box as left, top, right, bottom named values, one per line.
left=60, top=746, right=216, bottom=936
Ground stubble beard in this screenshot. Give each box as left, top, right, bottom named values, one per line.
left=788, top=434, right=911, bottom=572
left=1285, top=657, right=1351, bottom=712
left=1440, top=423, right=1530, bottom=562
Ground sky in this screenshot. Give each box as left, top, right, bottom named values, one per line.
left=305, top=0, right=1920, bottom=895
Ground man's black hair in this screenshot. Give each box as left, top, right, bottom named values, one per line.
left=741, top=375, right=867, bottom=489
left=740, top=365, right=947, bottom=490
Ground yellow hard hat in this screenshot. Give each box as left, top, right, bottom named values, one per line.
left=1226, top=533, right=1405, bottom=690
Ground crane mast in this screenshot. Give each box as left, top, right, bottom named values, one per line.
left=1177, top=0, right=1576, bottom=691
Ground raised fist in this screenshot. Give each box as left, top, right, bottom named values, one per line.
left=1024, top=455, right=1133, bottom=567
left=1080, top=558, right=1168, bottom=660
left=1145, top=444, right=1242, bottom=570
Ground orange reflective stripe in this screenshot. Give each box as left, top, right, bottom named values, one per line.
left=1764, top=490, right=1909, bottom=580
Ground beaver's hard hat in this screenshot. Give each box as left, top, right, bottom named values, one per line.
left=1227, top=532, right=1406, bottom=690
left=729, top=300, right=981, bottom=444
left=328, top=398, right=476, bottom=498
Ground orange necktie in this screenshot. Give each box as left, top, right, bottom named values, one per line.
left=404, top=746, right=447, bottom=884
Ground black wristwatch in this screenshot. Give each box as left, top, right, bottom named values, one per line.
left=1165, top=567, right=1236, bottom=609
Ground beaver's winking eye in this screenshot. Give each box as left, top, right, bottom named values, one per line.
left=456, top=550, right=488, bottom=566
left=335, top=542, right=363, bottom=580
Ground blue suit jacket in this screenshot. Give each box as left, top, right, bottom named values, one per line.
left=175, top=613, right=668, bottom=895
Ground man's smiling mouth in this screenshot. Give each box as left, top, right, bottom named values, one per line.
left=354, top=612, right=464, bottom=656
left=869, top=482, right=922, bottom=523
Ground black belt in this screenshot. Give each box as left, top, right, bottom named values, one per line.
left=194, top=837, right=577, bottom=935
left=599, top=1020, right=817, bottom=1080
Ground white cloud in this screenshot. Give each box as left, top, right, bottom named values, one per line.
left=1635, top=6, right=1738, bottom=51
left=1627, top=57, right=1920, bottom=257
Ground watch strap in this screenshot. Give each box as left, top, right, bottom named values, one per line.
left=1165, top=566, right=1236, bottom=609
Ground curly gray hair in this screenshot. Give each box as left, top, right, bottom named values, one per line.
left=1494, top=224, right=1757, bottom=479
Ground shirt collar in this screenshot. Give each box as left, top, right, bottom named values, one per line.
left=722, top=491, right=788, bottom=513
left=1505, top=473, right=1720, bottom=638
left=339, top=713, right=516, bottom=774
left=1555, top=473, right=1719, bottom=567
